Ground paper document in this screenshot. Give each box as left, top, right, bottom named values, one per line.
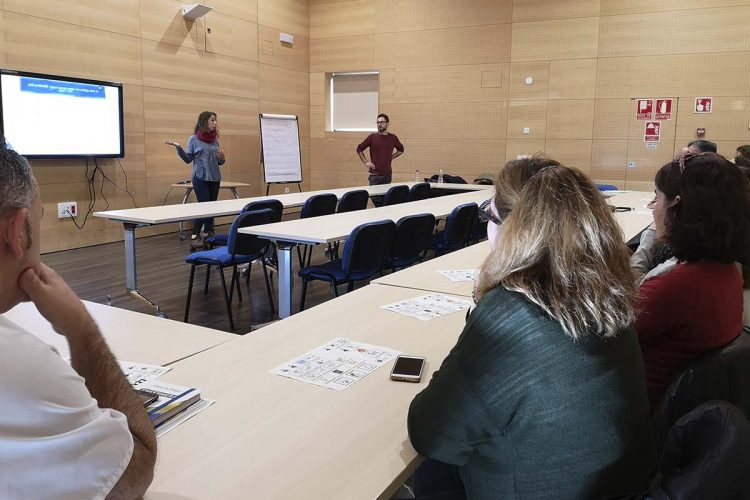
left=438, top=269, right=478, bottom=282
left=270, top=338, right=400, bottom=391
left=119, top=361, right=171, bottom=385
left=381, top=293, right=473, bottom=321
left=155, top=398, right=215, bottom=438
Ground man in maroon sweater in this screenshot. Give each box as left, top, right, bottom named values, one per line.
left=356, top=113, right=404, bottom=206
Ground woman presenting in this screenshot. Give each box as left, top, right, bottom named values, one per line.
left=166, top=111, right=225, bottom=250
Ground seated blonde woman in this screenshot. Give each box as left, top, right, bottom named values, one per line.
left=408, top=161, right=656, bottom=500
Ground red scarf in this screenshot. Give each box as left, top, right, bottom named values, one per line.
left=195, top=130, right=217, bottom=143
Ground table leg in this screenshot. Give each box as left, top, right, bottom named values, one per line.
left=230, top=188, right=240, bottom=199
left=179, top=187, right=193, bottom=240
left=124, top=223, right=165, bottom=317
left=276, top=241, right=296, bottom=318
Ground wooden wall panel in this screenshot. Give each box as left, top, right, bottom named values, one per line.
left=511, top=17, right=599, bottom=61
left=310, top=73, right=326, bottom=106
left=593, top=99, right=630, bottom=140
left=509, top=62, right=549, bottom=100
left=545, top=140, right=592, bottom=173
left=599, top=7, right=750, bottom=58
left=259, top=0, right=309, bottom=38
left=206, top=0, right=258, bottom=23
left=141, top=40, right=259, bottom=98
left=142, top=88, right=259, bottom=135
left=139, top=0, right=205, bottom=49
left=375, top=24, right=512, bottom=68
left=205, top=12, right=258, bottom=61
left=595, top=53, right=750, bottom=98
left=388, top=102, right=507, bottom=139
left=600, top=0, right=695, bottom=16
left=505, top=139, right=546, bottom=162
left=310, top=0, right=374, bottom=39
left=258, top=64, right=310, bottom=105
left=3, top=0, right=140, bottom=37
left=513, top=0, right=599, bottom=22
left=310, top=105, right=325, bottom=138
left=373, top=0, right=512, bottom=32
left=507, top=101, right=547, bottom=139
left=590, top=140, right=628, bottom=183
left=259, top=25, right=309, bottom=72
left=2, top=12, right=142, bottom=84
left=310, top=35, right=376, bottom=72
left=548, top=59, right=597, bottom=99
left=380, top=64, right=509, bottom=104
left=546, top=100, right=595, bottom=140
left=310, top=138, right=368, bottom=171
left=674, top=97, right=750, bottom=142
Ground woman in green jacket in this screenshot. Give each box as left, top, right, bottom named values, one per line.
left=408, top=160, right=656, bottom=500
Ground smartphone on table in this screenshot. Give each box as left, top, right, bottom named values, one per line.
left=390, top=355, right=426, bottom=383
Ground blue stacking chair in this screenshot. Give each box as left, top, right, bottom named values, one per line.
left=336, top=190, right=369, bottom=213
left=408, top=182, right=431, bottom=201
left=184, top=208, right=276, bottom=331
left=206, top=199, right=283, bottom=248
left=296, top=193, right=338, bottom=267
left=596, top=184, right=619, bottom=191
left=388, top=213, right=436, bottom=271
left=429, top=203, right=479, bottom=256
left=329, top=189, right=371, bottom=259
left=298, top=220, right=396, bottom=311
left=383, top=185, right=410, bottom=206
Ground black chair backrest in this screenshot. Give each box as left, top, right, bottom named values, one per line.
left=301, top=193, right=338, bottom=219
left=341, top=220, right=396, bottom=277
left=442, top=203, right=479, bottom=248
left=337, top=190, right=369, bottom=213
left=392, top=213, right=436, bottom=265
left=651, top=327, right=750, bottom=452
left=408, top=182, right=431, bottom=201
left=242, top=199, right=283, bottom=222
left=653, top=401, right=750, bottom=500
left=227, top=208, right=276, bottom=256
left=383, top=185, right=410, bottom=206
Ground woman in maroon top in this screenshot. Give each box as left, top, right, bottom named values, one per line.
left=637, top=152, right=750, bottom=407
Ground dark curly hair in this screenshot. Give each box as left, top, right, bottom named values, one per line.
left=655, top=152, right=750, bottom=264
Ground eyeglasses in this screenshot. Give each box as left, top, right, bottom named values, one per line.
left=673, top=151, right=708, bottom=173
left=478, top=198, right=502, bottom=225
left=375, top=121, right=387, bottom=125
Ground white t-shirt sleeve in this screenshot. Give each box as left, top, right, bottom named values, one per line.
left=0, top=316, right=134, bottom=500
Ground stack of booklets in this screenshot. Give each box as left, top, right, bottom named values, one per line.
left=120, top=361, right=214, bottom=438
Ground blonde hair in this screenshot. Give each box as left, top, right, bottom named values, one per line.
left=475, top=163, right=635, bottom=340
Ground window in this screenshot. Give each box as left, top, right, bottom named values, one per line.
left=328, top=72, right=379, bottom=132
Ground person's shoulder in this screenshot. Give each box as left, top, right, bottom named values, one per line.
left=470, top=287, right=555, bottom=342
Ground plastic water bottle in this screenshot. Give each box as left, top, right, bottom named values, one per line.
left=415, top=169, right=420, bottom=182
left=438, top=169, right=444, bottom=184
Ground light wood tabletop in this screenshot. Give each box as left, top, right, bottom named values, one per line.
left=239, top=190, right=488, bottom=318
left=145, top=283, right=470, bottom=500
left=4, top=300, right=235, bottom=366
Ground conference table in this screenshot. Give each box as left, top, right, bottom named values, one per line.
left=145, top=282, right=470, bottom=500
left=171, top=181, right=250, bottom=240
left=240, top=189, right=491, bottom=318
left=372, top=191, right=655, bottom=297
left=94, top=182, right=455, bottom=315
left=5, top=300, right=234, bottom=366
left=144, top=193, right=653, bottom=499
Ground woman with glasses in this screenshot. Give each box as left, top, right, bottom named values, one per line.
left=408, top=159, right=656, bottom=499
left=635, top=152, right=750, bottom=408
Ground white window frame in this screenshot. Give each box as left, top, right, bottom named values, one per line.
left=329, top=71, right=380, bottom=132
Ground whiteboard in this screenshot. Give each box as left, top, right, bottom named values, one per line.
left=259, top=113, right=302, bottom=184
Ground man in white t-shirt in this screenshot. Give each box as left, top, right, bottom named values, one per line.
left=0, top=144, right=157, bottom=499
